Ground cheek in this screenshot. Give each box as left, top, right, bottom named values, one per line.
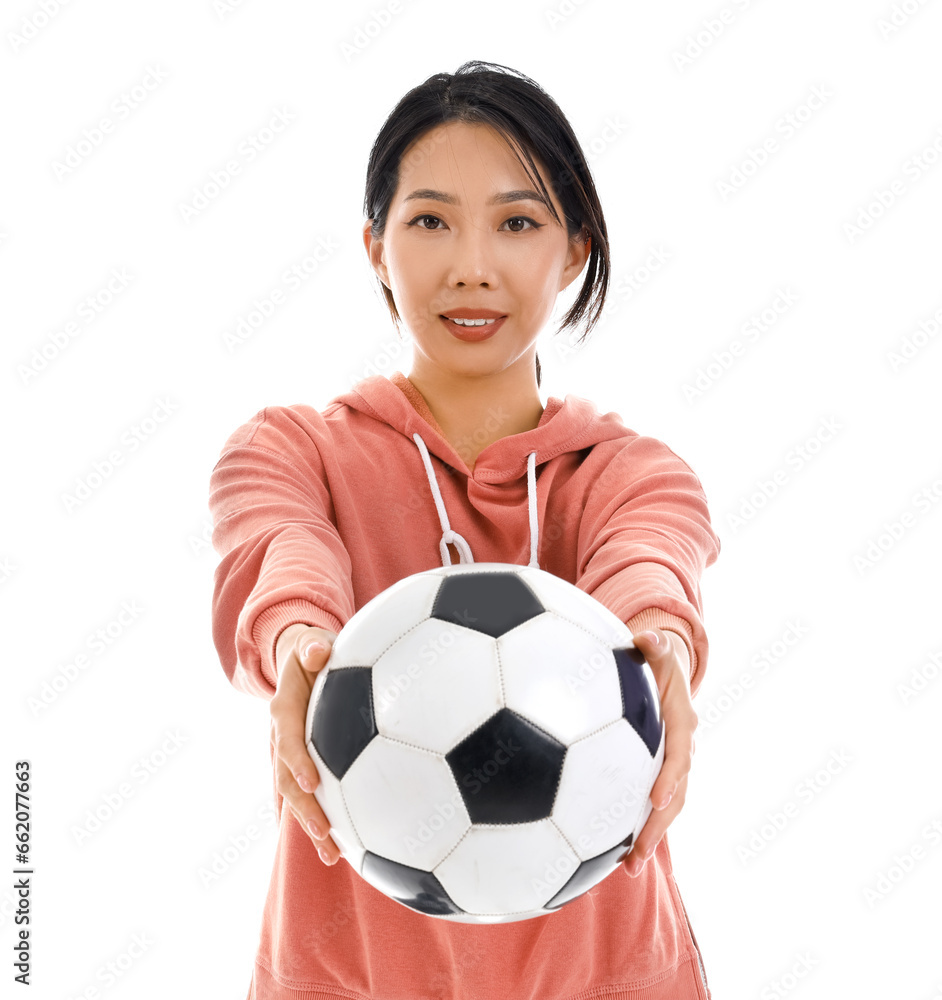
left=515, top=252, right=564, bottom=311
left=515, top=240, right=566, bottom=282
left=387, top=245, right=435, bottom=294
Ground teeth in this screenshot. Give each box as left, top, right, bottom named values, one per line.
left=447, top=317, right=497, bottom=327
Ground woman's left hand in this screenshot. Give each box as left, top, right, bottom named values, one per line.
left=623, top=628, right=699, bottom=877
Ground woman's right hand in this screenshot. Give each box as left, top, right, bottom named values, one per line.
left=270, top=623, right=342, bottom=866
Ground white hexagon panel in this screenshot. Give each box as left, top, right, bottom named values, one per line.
left=498, top=612, right=624, bottom=745
left=372, top=618, right=503, bottom=754
left=552, top=719, right=663, bottom=861
left=342, top=738, right=471, bottom=872
left=435, top=820, right=581, bottom=916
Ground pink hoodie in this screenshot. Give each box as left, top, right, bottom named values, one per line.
left=210, top=370, right=721, bottom=999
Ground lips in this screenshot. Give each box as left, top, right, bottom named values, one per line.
left=440, top=314, right=506, bottom=342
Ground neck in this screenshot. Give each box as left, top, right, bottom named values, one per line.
left=405, top=361, right=544, bottom=471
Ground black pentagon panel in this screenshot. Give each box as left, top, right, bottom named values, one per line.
left=362, top=852, right=464, bottom=916
left=309, top=667, right=376, bottom=780
left=544, top=834, right=634, bottom=911
left=612, top=647, right=662, bottom=757
left=431, top=571, right=544, bottom=638
left=446, top=707, right=566, bottom=824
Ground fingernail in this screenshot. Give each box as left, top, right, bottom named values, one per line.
left=641, top=631, right=659, bottom=646
left=659, top=791, right=672, bottom=809
left=318, top=847, right=331, bottom=865
left=307, top=818, right=323, bottom=839
left=297, top=773, right=314, bottom=793
left=302, top=641, right=326, bottom=660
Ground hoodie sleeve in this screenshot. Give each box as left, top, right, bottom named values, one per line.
left=576, top=434, right=721, bottom=697
left=209, top=406, right=357, bottom=700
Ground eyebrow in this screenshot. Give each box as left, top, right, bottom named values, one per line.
left=403, top=188, right=548, bottom=207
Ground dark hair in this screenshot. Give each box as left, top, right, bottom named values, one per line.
left=363, top=60, right=610, bottom=388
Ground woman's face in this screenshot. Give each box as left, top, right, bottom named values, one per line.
left=364, top=121, right=589, bottom=381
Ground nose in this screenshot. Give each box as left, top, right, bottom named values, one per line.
left=446, top=225, right=498, bottom=288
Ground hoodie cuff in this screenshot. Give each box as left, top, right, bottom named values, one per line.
left=252, top=599, right=345, bottom=688
left=626, top=608, right=697, bottom=689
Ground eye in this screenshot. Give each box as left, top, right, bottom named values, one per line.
left=501, top=216, right=542, bottom=233
left=407, top=214, right=446, bottom=230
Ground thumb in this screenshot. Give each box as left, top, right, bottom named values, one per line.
left=297, top=628, right=338, bottom=670
left=631, top=629, right=664, bottom=660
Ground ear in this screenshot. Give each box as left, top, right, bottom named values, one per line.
left=558, top=228, right=592, bottom=293
left=362, top=219, right=390, bottom=286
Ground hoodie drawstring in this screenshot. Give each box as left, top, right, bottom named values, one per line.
left=411, top=432, right=539, bottom=570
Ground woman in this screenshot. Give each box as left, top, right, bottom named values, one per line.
left=211, top=59, right=720, bottom=999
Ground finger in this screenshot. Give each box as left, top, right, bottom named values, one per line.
left=285, top=801, right=343, bottom=866
left=271, top=639, right=334, bottom=795
left=631, top=629, right=696, bottom=809
left=648, top=706, right=695, bottom=811
left=274, top=742, right=342, bottom=863
left=625, top=773, right=688, bottom=877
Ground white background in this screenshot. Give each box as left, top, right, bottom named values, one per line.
left=2, top=1, right=941, bottom=997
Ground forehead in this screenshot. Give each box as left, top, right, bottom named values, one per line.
left=393, top=121, right=554, bottom=204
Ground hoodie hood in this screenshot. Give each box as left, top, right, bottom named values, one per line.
left=330, top=370, right=633, bottom=572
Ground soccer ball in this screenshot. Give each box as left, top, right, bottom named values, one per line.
left=305, top=562, right=664, bottom=924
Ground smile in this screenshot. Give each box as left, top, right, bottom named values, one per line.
left=440, top=315, right=506, bottom=341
